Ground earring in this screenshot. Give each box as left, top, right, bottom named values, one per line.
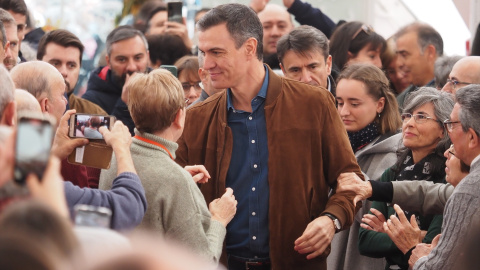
left=378, top=113, right=381, bottom=118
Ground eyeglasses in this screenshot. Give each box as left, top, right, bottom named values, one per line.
left=447, top=144, right=456, bottom=158
left=352, top=24, right=374, bottom=40
left=443, top=119, right=462, bottom=132
left=181, top=82, right=202, bottom=92
left=401, top=113, right=440, bottom=124
left=445, top=79, right=471, bottom=90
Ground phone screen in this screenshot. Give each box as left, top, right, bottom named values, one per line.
left=168, top=2, right=183, bottom=24
left=14, top=118, right=53, bottom=184
left=73, top=115, right=111, bottom=139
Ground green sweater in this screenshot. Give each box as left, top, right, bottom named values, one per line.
left=358, top=168, right=444, bottom=270
left=99, top=130, right=226, bottom=263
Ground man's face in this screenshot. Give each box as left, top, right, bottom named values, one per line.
left=0, top=127, right=15, bottom=186
left=146, top=11, right=168, bottom=35
left=45, top=78, right=67, bottom=122
left=3, top=24, right=18, bottom=70
left=106, top=36, right=149, bottom=84
left=0, top=38, right=5, bottom=64
left=41, top=43, right=81, bottom=93
left=448, top=104, right=468, bottom=164
left=396, top=31, right=431, bottom=86
left=198, top=23, right=249, bottom=90
left=280, top=49, right=331, bottom=88
left=258, top=7, right=293, bottom=55
left=7, top=11, right=26, bottom=43
left=442, top=59, right=479, bottom=94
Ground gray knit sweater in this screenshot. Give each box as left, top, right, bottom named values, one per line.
left=99, top=130, right=226, bottom=263
left=413, top=159, right=480, bottom=269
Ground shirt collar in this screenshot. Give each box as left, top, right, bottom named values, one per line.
left=227, top=65, right=269, bottom=111
left=471, top=153, right=480, bottom=167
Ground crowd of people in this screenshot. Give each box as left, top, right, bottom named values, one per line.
left=0, top=0, right=480, bottom=269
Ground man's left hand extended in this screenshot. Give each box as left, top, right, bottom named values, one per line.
left=294, top=216, right=335, bottom=259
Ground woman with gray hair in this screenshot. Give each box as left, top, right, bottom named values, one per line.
left=358, top=87, right=454, bottom=270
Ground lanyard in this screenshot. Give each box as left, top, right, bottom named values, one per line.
left=134, top=135, right=174, bottom=160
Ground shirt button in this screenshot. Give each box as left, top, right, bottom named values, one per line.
left=252, top=212, right=256, bottom=216
left=248, top=116, right=253, bottom=120
left=252, top=187, right=256, bottom=191
left=252, top=236, right=257, bottom=240
left=251, top=140, right=255, bottom=144
left=253, top=164, right=258, bottom=168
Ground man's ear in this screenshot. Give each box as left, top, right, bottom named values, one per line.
left=105, top=54, right=111, bottom=67
left=39, top=97, right=48, bottom=114
left=425, top=44, right=436, bottom=62
left=172, top=108, right=185, bottom=129
left=244, top=37, right=258, bottom=59
left=326, top=55, right=332, bottom=76
left=279, top=63, right=286, bottom=75
left=468, top=128, right=480, bottom=149
left=0, top=101, right=16, bottom=127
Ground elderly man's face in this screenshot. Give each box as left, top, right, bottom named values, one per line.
left=198, top=23, right=251, bottom=90
left=280, top=49, right=331, bottom=88
left=3, top=24, right=18, bottom=70
left=442, top=59, right=479, bottom=94
left=448, top=104, right=468, bottom=164
left=42, top=42, right=81, bottom=94
left=258, top=6, right=293, bottom=55
left=46, top=78, right=67, bottom=123
left=396, top=31, right=432, bottom=86
left=106, top=36, right=149, bottom=84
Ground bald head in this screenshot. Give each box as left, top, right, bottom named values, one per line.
left=15, top=89, right=42, bottom=113
left=257, top=4, right=293, bottom=55
left=442, top=56, right=480, bottom=94
left=10, top=61, right=67, bottom=122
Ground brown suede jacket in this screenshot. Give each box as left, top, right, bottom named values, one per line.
left=176, top=67, right=363, bottom=269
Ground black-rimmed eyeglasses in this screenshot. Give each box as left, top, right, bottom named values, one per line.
left=443, top=119, right=462, bottom=132
left=445, top=79, right=471, bottom=90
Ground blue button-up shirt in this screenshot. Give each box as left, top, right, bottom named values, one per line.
left=225, top=67, right=269, bottom=258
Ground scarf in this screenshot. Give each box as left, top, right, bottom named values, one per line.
left=347, top=121, right=380, bottom=152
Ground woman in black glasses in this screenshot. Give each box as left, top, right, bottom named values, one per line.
left=329, top=21, right=386, bottom=70
left=358, top=87, right=454, bottom=270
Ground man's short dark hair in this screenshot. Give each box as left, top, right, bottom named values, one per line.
left=277, top=25, right=329, bottom=66
left=106, top=25, right=148, bottom=56
left=395, top=22, right=444, bottom=57
left=197, top=3, right=263, bottom=61
left=147, top=34, right=191, bottom=66
left=0, top=0, right=27, bottom=16
left=0, top=20, right=5, bottom=47
left=37, top=29, right=85, bottom=65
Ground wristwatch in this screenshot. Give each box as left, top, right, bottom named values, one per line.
left=322, top=213, right=342, bottom=233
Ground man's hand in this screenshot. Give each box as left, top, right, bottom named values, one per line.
left=361, top=208, right=387, bottom=233
left=249, top=0, right=269, bottom=13
left=99, top=121, right=135, bottom=175
left=408, top=234, right=440, bottom=268
left=51, top=109, right=88, bottom=160
left=99, top=121, right=132, bottom=151
left=26, top=156, right=69, bottom=219
left=184, top=165, right=211, bottom=184
left=165, top=20, right=193, bottom=49
left=121, top=73, right=132, bottom=104
left=282, top=0, right=295, bottom=9
left=209, top=188, right=237, bottom=227
left=294, top=216, right=335, bottom=259
left=383, top=204, right=421, bottom=254
left=337, top=172, right=372, bottom=206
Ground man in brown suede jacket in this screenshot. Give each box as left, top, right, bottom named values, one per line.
left=175, top=4, right=363, bottom=270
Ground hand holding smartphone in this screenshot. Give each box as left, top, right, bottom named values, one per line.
left=14, top=117, right=55, bottom=184
left=167, top=2, right=183, bottom=24
left=69, top=114, right=115, bottom=140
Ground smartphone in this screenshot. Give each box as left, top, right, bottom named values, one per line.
left=74, top=204, right=112, bottom=228
left=160, top=65, right=178, bottom=77
left=167, top=2, right=183, bottom=24
left=69, top=114, right=115, bottom=140
left=14, top=117, right=54, bottom=184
